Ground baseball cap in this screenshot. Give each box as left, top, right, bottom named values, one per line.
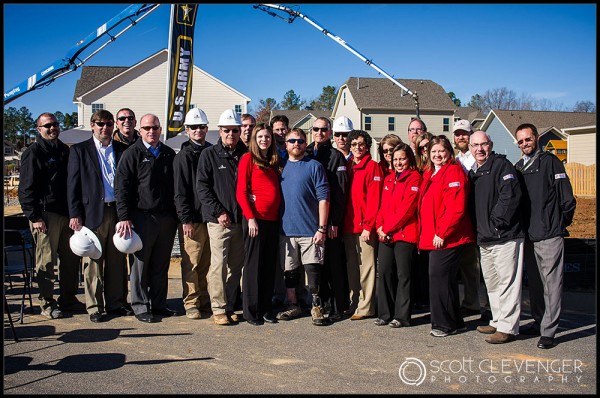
left=453, top=119, right=472, bottom=134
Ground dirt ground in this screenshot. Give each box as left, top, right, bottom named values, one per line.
left=3, top=193, right=596, bottom=239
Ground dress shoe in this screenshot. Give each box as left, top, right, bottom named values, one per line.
left=537, top=336, right=555, bottom=349
left=485, top=331, right=515, bottom=344
left=373, top=318, right=389, bottom=326
left=89, top=312, right=105, bottom=323
left=476, top=325, right=497, bottom=334
left=59, top=300, right=86, bottom=312
left=135, top=312, right=156, bottom=323
left=152, top=307, right=178, bottom=317
left=247, top=318, right=264, bottom=326
left=262, top=313, right=278, bottom=324
left=107, top=306, right=134, bottom=316
left=520, top=323, right=541, bottom=336
left=328, top=312, right=343, bottom=322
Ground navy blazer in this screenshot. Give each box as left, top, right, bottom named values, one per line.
left=67, top=137, right=128, bottom=230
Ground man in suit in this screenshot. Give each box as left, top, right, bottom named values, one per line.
left=67, top=109, right=132, bottom=323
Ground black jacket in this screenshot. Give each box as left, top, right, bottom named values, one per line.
left=114, top=139, right=176, bottom=221
left=174, top=140, right=212, bottom=224
left=514, top=149, right=576, bottom=242
left=67, top=137, right=128, bottom=230
left=18, top=135, right=70, bottom=220
left=306, top=140, right=348, bottom=227
left=468, top=152, right=525, bottom=244
left=196, top=138, right=248, bottom=224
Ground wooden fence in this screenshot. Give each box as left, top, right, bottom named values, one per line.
left=565, top=163, right=596, bottom=197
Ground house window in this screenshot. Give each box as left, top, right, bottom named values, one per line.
left=92, top=103, right=104, bottom=113
left=189, top=104, right=196, bottom=109
left=343, top=92, right=346, bottom=106
left=388, top=117, right=395, bottom=131
left=234, top=105, right=242, bottom=115
left=364, top=116, right=372, bottom=131
left=443, top=118, right=450, bottom=132
left=4, top=146, right=12, bottom=155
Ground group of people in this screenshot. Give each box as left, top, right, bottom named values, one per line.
left=17, top=108, right=575, bottom=350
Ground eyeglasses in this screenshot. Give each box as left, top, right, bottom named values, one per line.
left=517, top=137, right=534, bottom=145
left=188, top=124, right=207, bottom=130
left=38, top=122, right=59, bottom=128
left=117, top=116, right=135, bottom=122
left=408, top=127, right=425, bottom=133
left=140, top=125, right=160, bottom=131
left=94, top=121, right=114, bottom=127
left=222, top=128, right=240, bottom=134
left=333, top=132, right=349, bottom=138
left=286, top=138, right=306, bottom=145
left=350, top=142, right=366, bottom=148
left=312, top=127, right=329, bottom=133
left=470, top=142, right=491, bottom=149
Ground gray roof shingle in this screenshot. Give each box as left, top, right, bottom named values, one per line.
left=270, top=109, right=332, bottom=127
left=491, top=109, right=597, bottom=136
left=73, top=66, right=129, bottom=100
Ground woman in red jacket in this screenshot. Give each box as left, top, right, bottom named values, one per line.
left=377, top=134, right=403, bottom=177
left=418, top=135, right=475, bottom=337
left=343, top=130, right=384, bottom=320
left=374, top=143, right=422, bottom=328
left=236, top=123, right=282, bottom=325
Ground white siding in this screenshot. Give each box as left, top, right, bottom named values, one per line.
left=333, top=86, right=361, bottom=129
left=568, top=131, right=596, bottom=165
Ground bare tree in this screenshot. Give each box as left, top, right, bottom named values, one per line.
left=572, top=100, right=596, bottom=112
left=253, top=98, right=278, bottom=124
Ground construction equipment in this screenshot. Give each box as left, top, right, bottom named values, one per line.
left=254, top=3, right=420, bottom=118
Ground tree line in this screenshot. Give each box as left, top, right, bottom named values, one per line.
left=3, top=107, right=78, bottom=149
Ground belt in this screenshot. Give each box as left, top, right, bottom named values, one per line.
left=104, top=202, right=116, bottom=207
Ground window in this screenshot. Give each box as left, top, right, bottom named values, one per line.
left=189, top=104, right=196, bottom=109
left=443, top=117, right=450, bottom=132
left=343, top=92, right=346, bottom=106
left=91, top=103, right=104, bottom=113
left=4, top=146, right=13, bottom=155
left=234, top=105, right=242, bottom=115
left=388, top=117, right=395, bottom=131
left=364, top=116, right=372, bottom=131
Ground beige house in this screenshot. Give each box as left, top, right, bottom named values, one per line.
left=71, top=48, right=251, bottom=147
left=332, top=77, right=458, bottom=157
left=565, top=125, right=596, bottom=165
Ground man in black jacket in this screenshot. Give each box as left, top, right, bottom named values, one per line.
left=115, top=114, right=178, bottom=323
left=196, top=109, right=248, bottom=325
left=514, top=123, right=576, bottom=349
left=174, top=108, right=213, bottom=320
left=18, top=112, right=83, bottom=319
left=468, top=131, right=525, bottom=345
left=306, top=117, right=349, bottom=321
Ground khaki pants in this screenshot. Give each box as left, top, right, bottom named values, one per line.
left=206, top=222, right=244, bottom=315
left=180, top=223, right=211, bottom=311
left=343, top=233, right=377, bottom=317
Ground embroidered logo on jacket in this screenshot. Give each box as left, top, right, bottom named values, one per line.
left=503, top=174, right=515, bottom=180
left=218, top=165, right=226, bottom=169
left=448, top=181, right=460, bottom=187
left=337, top=166, right=346, bottom=172
left=374, top=176, right=381, bottom=181
left=411, top=186, right=419, bottom=192
left=554, top=173, right=567, bottom=179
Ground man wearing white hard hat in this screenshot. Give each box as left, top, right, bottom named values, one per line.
left=196, top=109, right=248, bottom=325
left=115, top=114, right=179, bottom=323
left=332, top=116, right=354, bottom=161
left=174, top=107, right=213, bottom=320
left=67, top=109, right=132, bottom=323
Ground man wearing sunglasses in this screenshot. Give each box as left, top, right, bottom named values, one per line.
left=18, top=112, right=83, bottom=320
left=115, top=114, right=179, bottom=323
left=196, top=109, right=248, bottom=325
left=67, top=110, right=132, bottom=323
left=332, top=116, right=354, bottom=162
left=113, top=108, right=139, bottom=146
left=306, top=117, right=349, bottom=322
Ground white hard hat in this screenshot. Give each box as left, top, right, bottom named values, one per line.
left=70, top=226, right=102, bottom=260
left=332, top=116, right=354, bottom=133
left=217, top=109, right=242, bottom=127
left=184, top=107, right=209, bottom=126
left=113, top=229, right=143, bottom=254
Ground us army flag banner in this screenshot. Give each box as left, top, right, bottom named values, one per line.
left=165, top=4, right=198, bottom=140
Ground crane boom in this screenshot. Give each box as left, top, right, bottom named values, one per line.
left=254, top=3, right=420, bottom=117
left=4, top=3, right=160, bottom=105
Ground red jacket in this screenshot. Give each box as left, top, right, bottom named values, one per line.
left=236, top=153, right=281, bottom=221
left=378, top=160, right=394, bottom=178
left=343, top=154, right=383, bottom=233
left=376, top=169, right=422, bottom=244
left=418, top=161, right=475, bottom=250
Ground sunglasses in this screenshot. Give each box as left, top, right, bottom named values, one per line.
left=117, top=116, right=135, bottom=121
left=350, top=142, right=366, bottom=147
left=140, top=125, right=160, bottom=131
left=333, top=132, right=348, bottom=138
left=286, top=138, right=306, bottom=145
left=38, top=122, right=59, bottom=129
left=382, top=148, right=395, bottom=154
left=517, top=137, right=534, bottom=146
left=419, top=145, right=428, bottom=152
left=222, top=128, right=240, bottom=134
left=94, top=121, right=114, bottom=127
left=188, top=124, right=207, bottom=130
left=312, top=127, right=329, bottom=132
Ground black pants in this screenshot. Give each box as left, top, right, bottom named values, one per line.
left=428, top=247, right=464, bottom=333
left=242, top=219, right=279, bottom=322
left=320, top=236, right=349, bottom=314
left=411, top=249, right=430, bottom=307
left=377, top=241, right=415, bottom=324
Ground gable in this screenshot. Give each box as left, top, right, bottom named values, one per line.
left=485, top=109, right=596, bottom=138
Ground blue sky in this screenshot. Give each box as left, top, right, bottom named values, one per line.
left=3, top=3, right=597, bottom=120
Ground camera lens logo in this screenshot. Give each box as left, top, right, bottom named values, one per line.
left=398, top=357, right=427, bottom=386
